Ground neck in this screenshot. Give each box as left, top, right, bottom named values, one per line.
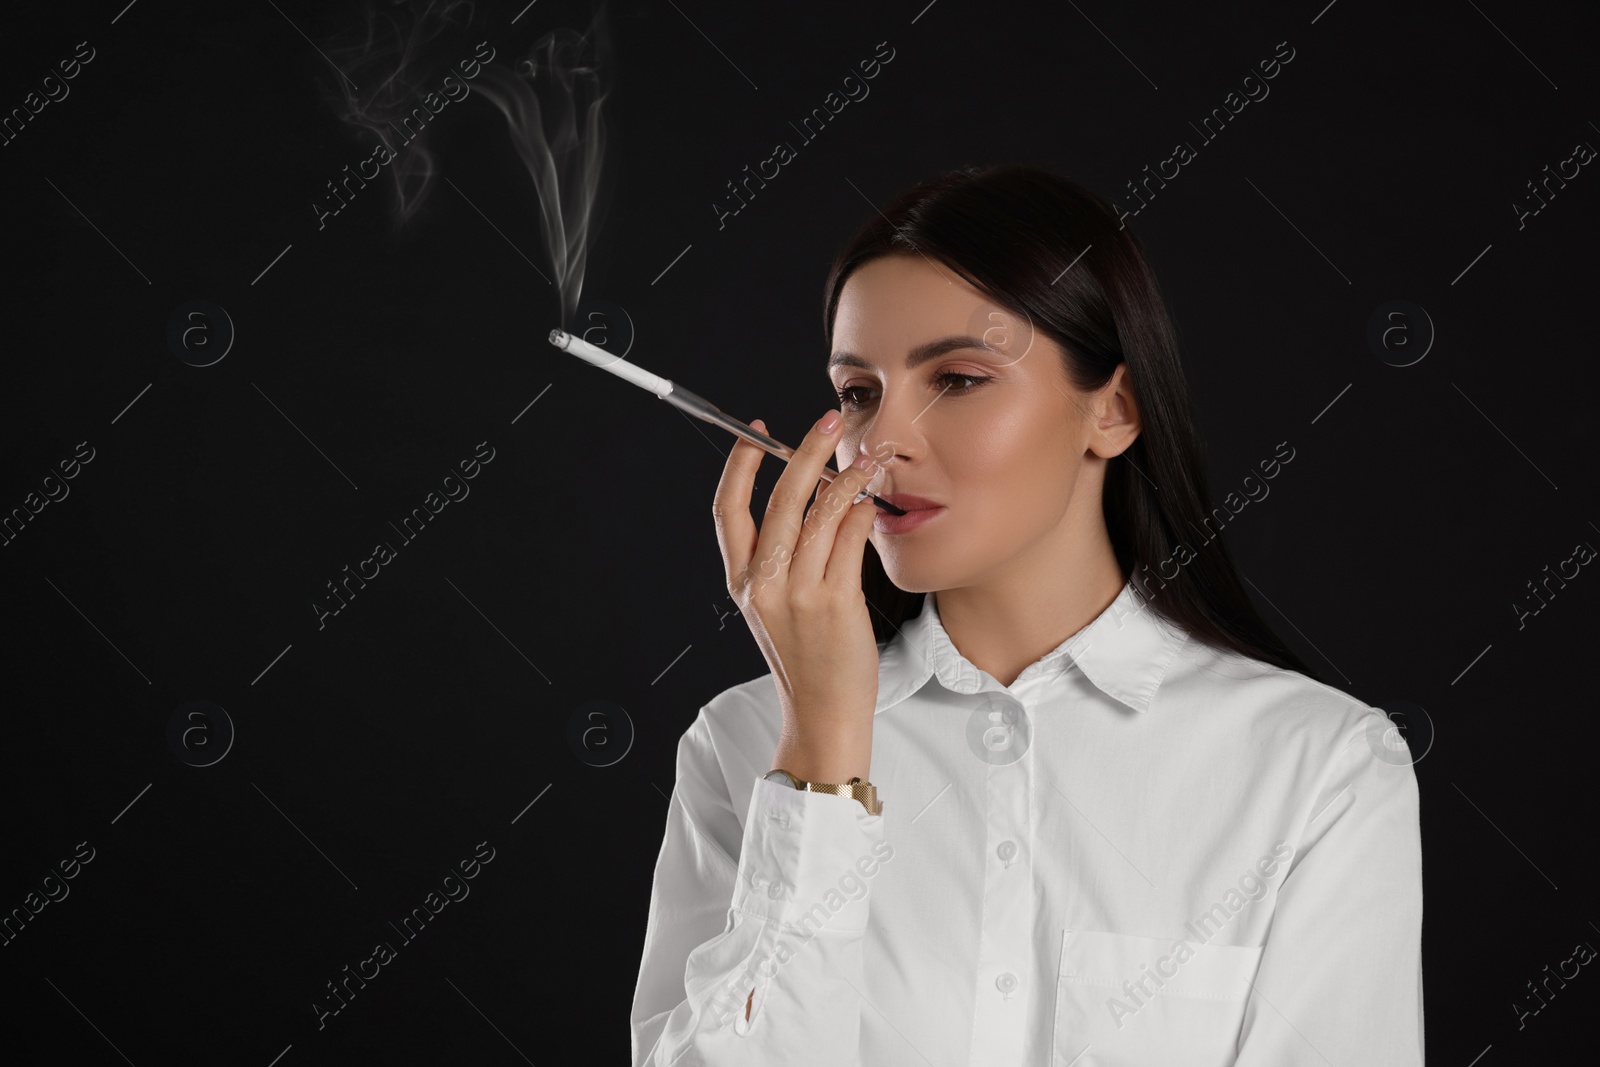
left=933, top=499, right=1124, bottom=688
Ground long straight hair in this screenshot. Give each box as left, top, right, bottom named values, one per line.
left=823, top=163, right=1319, bottom=680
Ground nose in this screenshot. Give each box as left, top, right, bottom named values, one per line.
left=852, top=387, right=923, bottom=470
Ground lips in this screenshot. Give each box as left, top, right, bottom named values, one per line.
left=880, top=493, right=942, bottom=511
left=873, top=498, right=946, bottom=536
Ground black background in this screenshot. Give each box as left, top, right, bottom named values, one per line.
left=2, top=0, right=1596, bottom=1063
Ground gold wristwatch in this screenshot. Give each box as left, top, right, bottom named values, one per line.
left=763, top=768, right=882, bottom=816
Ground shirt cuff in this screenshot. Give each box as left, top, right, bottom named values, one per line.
left=729, top=775, right=889, bottom=936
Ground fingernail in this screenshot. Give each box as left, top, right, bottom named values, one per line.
left=851, top=454, right=872, bottom=470
left=816, top=410, right=842, bottom=434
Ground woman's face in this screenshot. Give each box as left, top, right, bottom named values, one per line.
left=829, top=253, right=1137, bottom=594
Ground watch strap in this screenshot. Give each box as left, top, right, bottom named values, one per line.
left=765, top=768, right=881, bottom=816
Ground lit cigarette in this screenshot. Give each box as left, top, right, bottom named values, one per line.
left=546, top=329, right=904, bottom=514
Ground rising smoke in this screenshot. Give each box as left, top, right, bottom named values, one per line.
left=318, top=0, right=613, bottom=329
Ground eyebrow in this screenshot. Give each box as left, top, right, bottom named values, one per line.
left=827, top=334, right=997, bottom=372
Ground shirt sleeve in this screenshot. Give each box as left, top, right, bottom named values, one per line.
left=1234, top=708, right=1425, bottom=1066
left=630, top=706, right=889, bottom=1066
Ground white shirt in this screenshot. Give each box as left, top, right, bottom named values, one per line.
left=631, top=579, right=1424, bottom=1066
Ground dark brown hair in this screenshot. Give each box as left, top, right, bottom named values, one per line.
left=823, top=163, right=1318, bottom=680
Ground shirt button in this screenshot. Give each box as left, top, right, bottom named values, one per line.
left=966, top=695, right=1032, bottom=766
left=995, top=972, right=1018, bottom=995
left=767, top=882, right=785, bottom=899
left=996, top=840, right=1017, bottom=865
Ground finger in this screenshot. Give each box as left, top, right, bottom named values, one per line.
left=713, top=416, right=768, bottom=596
left=790, top=462, right=873, bottom=588
left=751, top=409, right=847, bottom=587
left=824, top=484, right=880, bottom=589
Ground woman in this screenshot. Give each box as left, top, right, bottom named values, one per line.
left=630, top=164, right=1423, bottom=1066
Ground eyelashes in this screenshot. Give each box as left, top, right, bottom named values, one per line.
left=835, top=372, right=993, bottom=410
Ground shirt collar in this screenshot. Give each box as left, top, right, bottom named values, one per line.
left=874, top=579, right=1188, bottom=715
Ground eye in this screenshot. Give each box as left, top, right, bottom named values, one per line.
left=933, top=372, right=992, bottom=395
left=835, top=372, right=993, bottom=410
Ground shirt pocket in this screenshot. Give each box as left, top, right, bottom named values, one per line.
left=1050, top=927, right=1262, bottom=1067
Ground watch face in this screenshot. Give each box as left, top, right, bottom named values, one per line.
left=762, top=769, right=798, bottom=787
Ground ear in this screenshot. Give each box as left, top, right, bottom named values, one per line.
left=1087, top=363, right=1141, bottom=459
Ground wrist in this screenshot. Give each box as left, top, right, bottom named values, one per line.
left=773, top=711, right=874, bottom=780
left=771, top=742, right=872, bottom=784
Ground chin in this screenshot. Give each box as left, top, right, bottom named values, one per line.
left=874, top=525, right=1018, bottom=594
left=872, top=549, right=955, bottom=596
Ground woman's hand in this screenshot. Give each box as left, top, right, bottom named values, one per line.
left=713, top=409, right=881, bottom=783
